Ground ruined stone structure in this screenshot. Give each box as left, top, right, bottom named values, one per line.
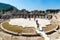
left=0, top=9, right=60, bottom=20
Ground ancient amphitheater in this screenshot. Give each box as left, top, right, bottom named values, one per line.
left=0, top=12, right=60, bottom=40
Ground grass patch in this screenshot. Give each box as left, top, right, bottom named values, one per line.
left=2, top=21, right=23, bottom=33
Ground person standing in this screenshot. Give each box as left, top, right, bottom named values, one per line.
left=36, top=19, right=43, bottom=31
left=36, top=20, right=40, bottom=30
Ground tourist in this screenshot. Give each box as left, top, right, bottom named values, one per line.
left=36, top=20, right=43, bottom=31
